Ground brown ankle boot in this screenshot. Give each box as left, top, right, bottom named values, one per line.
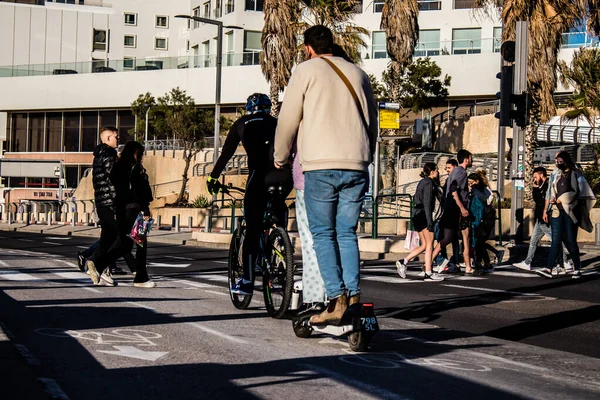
left=348, top=294, right=360, bottom=306
left=310, top=294, right=348, bottom=325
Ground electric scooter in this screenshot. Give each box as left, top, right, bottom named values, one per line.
left=289, top=280, right=379, bottom=352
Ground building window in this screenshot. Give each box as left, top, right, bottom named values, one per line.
left=203, top=1, right=211, bottom=18
left=245, top=0, right=264, bottom=12
left=226, top=32, right=234, bottom=66
left=418, top=0, right=441, bottom=11
left=186, top=40, right=190, bottom=51
left=215, top=0, right=222, bottom=18
left=243, top=31, right=262, bottom=65
left=202, top=41, right=211, bottom=67
left=124, top=35, right=136, bottom=48
left=93, top=29, right=107, bottom=51
left=10, top=113, right=27, bottom=152
left=454, top=0, right=477, bottom=9
left=192, top=7, right=201, bottom=28
left=493, top=27, right=502, bottom=53
left=155, top=37, right=168, bottom=50
left=226, top=0, right=234, bottom=14
left=415, top=29, right=441, bottom=56
left=123, top=57, right=136, bottom=69
left=371, top=31, right=388, bottom=59
left=46, top=112, right=62, bottom=152
left=65, top=166, right=79, bottom=189
left=452, top=28, right=481, bottom=54
left=118, top=110, right=135, bottom=144
left=156, top=15, right=168, bottom=28
left=28, top=113, right=44, bottom=152
left=124, top=13, right=137, bottom=26
left=63, top=112, right=80, bottom=152
left=81, top=111, right=97, bottom=152
left=373, top=0, right=384, bottom=13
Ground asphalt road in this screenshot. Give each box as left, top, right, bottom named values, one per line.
left=0, top=230, right=599, bottom=399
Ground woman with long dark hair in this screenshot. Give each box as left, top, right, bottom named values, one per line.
left=537, top=151, right=582, bottom=279
left=111, top=141, right=155, bottom=288
left=396, top=162, right=444, bottom=281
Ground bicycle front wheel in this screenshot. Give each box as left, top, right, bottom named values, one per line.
left=228, top=223, right=253, bottom=309
left=263, top=227, right=295, bottom=318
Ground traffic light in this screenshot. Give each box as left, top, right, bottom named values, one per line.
left=495, top=65, right=513, bottom=127
left=512, top=92, right=531, bottom=129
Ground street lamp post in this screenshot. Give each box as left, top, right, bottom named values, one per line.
left=144, top=105, right=152, bottom=143
left=175, top=15, right=242, bottom=165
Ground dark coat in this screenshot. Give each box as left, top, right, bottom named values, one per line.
left=92, top=144, right=117, bottom=208
left=111, top=163, right=153, bottom=214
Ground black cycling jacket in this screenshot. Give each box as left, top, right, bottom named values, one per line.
left=210, top=113, right=278, bottom=179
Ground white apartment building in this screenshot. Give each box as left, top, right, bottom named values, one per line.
left=0, top=0, right=594, bottom=201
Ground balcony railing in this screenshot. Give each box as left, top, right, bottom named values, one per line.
left=0, top=52, right=263, bottom=78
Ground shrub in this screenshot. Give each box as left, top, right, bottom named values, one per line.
left=192, top=195, right=211, bottom=208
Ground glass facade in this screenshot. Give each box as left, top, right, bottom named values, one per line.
left=9, top=109, right=135, bottom=153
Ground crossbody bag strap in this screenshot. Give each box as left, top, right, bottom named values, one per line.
left=321, top=57, right=369, bottom=132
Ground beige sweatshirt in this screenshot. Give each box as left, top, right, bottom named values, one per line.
left=274, top=56, right=378, bottom=172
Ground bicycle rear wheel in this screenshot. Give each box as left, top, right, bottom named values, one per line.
left=263, top=227, right=295, bottom=318
left=228, top=223, right=253, bottom=309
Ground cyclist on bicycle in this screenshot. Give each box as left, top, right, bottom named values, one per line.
left=207, top=93, right=292, bottom=295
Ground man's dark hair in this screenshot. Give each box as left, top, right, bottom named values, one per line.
left=100, top=126, right=118, bottom=134
left=304, top=25, right=334, bottom=55
left=533, top=166, right=547, bottom=177
left=457, top=149, right=472, bottom=164
left=446, top=159, right=458, bottom=167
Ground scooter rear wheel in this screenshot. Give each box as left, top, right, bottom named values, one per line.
left=292, top=319, right=313, bottom=338
left=348, top=329, right=370, bottom=352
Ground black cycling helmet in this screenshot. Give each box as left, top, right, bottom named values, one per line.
left=245, top=93, right=271, bottom=114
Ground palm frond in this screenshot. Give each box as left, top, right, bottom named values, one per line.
left=380, top=0, right=419, bottom=67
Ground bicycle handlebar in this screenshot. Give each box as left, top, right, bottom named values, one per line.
left=217, top=182, right=245, bottom=195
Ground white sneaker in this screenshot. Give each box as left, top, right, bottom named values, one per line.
left=396, top=260, right=407, bottom=279
left=553, top=265, right=567, bottom=276
left=513, top=261, right=531, bottom=271
left=436, top=258, right=449, bottom=274
left=134, top=280, right=157, bottom=288
left=86, top=260, right=100, bottom=284
left=572, top=270, right=582, bottom=279
left=423, top=272, right=444, bottom=282
left=564, top=261, right=574, bottom=272
left=97, top=269, right=116, bottom=286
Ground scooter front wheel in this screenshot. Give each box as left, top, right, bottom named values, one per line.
left=292, top=319, right=313, bottom=338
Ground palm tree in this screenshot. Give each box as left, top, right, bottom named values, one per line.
left=260, top=0, right=300, bottom=116
left=379, top=0, right=419, bottom=189
left=298, top=0, right=368, bottom=63
left=558, top=47, right=600, bottom=127
left=474, top=0, right=600, bottom=200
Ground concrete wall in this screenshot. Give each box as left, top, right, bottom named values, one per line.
left=437, top=114, right=513, bottom=154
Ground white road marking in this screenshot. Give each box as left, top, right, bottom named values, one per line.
left=83, top=287, right=102, bottom=294
left=441, top=284, right=552, bottom=298
left=203, top=290, right=228, bottom=296
left=300, top=363, right=408, bottom=400
left=165, top=255, right=194, bottom=261
left=196, top=274, right=229, bottom=283
left=0, top=260, right=9, bottom=267
left=126, top=301, right=156, bottom=311
left=214, top=261, right=228, bottom=264
left=147, top=262, right=191, bottom=268
left=0, top=270, right=42, bottom=281
left=98, top=346, right=167, bottom=361
left=175, top=279, right=218, bottom=289
left=57, top=260, right=80, bottom=269
left=53, top=271, right=90, bottom=283
left=42, top=241, right=61, bottom=246
left=466, top=351, right=550, bottom=372
left=18, top=238, right=35, bottom=242
left=362, top=276, right=422, bottom=284
left=189, top=322, right=248, bottom=344
left=490, top=271, right=537, bottom=278
left=38, top=378, right=70, bottom=400
left=77, top=246, right=90, bottom=250
left=46, top=237, right=72, bottom=240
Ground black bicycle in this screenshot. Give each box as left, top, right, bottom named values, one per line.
left=219, top=183, right=295, bottom=319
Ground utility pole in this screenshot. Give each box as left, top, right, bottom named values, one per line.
left=509, top=21, right=528, bottom=242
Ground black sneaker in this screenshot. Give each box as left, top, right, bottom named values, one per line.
left=77, top=252, right=86, bottom=272
left=572, top=270, right=582, bottom=280
left=110, top=265, right=127, bottom=275
left=535, top=269, right=553, bottom=279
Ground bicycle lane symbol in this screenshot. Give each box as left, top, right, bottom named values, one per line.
left=338, top=351, right=492, bottom=372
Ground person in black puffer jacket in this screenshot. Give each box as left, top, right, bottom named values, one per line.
left=86, top=126, right=121, bottom=286
left=111, top=141, right=155, bottom=288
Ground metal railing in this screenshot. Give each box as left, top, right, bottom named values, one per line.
left=371, top=193, right=414, bottom=239
left=192, top=153, right=248, bottom=177
left=151, top=180, right=187, bottom=199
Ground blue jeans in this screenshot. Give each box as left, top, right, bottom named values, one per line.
left=547, top=210, right=581, bottom=271
left=304, top=170, right=368, bottom=299
left=524, top=221, right=567, bottom=265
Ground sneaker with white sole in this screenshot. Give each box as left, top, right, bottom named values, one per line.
left=553, top=265, right=567, bottom=276
left=564, top=261, right=574, bottom=272
left=571, top=270, right=582, bottom=279
left=231, top=278, right=253, bottom=295
left=423, top=272, right=444, bottom=282
left=134, top=280, right=157, bottom=288
left=535, top=269, right=553, bottom=279
left=396, top=260, right=407, bottom=279
left=435, top=258, right=449, bottom=274
left=86, top=260, right=100, bottom=284
left=513, top=261, right=532, bottom=271
left=98, top=269, right=116, bottom=286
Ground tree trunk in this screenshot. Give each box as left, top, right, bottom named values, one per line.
left=270, top=78, right=280, bottom=117
left=524, top=123, right=537, bottom=206
left=176, top=152, right=191, bottom=205
left=381, top=61, right=402, bottom=191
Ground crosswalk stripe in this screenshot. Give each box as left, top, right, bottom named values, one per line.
left=0, top=270, right=42, bottom=281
